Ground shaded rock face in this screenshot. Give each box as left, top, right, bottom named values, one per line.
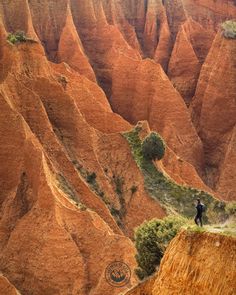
left=125, top=231, right=236, bottom=295
left=168, top=18, right=214, bottom=104
left=191, top=32, right=236, bottom=201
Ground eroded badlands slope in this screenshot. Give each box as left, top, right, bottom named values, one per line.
left=191, top=32, right=236, bottom=201
left=0, top=41, right=137, bottom=295
left=0, top=0, right=235, bottom=294
left=125, top=231, right=236, bottom=295
left=1, top=0, right=236, bottom=196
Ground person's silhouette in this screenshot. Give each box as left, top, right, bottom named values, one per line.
left=194, top=198, right=204, bottom=227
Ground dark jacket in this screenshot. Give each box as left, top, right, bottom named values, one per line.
left=196, top=203, right=204, bottom=215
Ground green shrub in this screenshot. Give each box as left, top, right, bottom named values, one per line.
left=225, top=202, right=236, bottom=216
left=86, top=172, right=96, bottom=184
left=7, top=31, right=27, bottom=44
left=221, top=20, right=236, bottom=39
left=78, top=203, right=87, bottom=211
left=135, top=215, right=187, bottom=280
left=142, top=132, right=166, bottom=161
left=75, top=202, right=87, bottom=211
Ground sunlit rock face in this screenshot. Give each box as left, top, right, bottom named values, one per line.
left=0, top=0, right=235, bottom=294
left=125, top=231, right=236, bottom=295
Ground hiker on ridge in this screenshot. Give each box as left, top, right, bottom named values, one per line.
left=194, top=198, right=204, bottom=227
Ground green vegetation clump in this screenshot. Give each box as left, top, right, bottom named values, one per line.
left=123, top=126, right=226, bottom=222
left=7, top=31, right=36, bottom=45
left=57, top=75, right=68, bottom=89
left=221, top=20, right=236, bottom=39
left=142, top=132, right=166, bottom=161
left=72, top=160, right=109, bottom=203
left=186, top=225, right=206, bottom=234
left=86, top=172, right=97, bottom=184
left=72, top=159, right=126, bottom=227
left=225, top=202, right=236, bottom=216
left=135, top=215, right=187, bottom=280
left=112, top=175, right=126, bottom=227
left=76, top=203, right=87, bottom=211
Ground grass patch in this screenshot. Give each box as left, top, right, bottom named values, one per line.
left=186, top=224, right=236, bottom=237
left=186, top=225, right=206, bottom=234
left=56, top=173, right=87, bottom=211
left=123, top=126, right=226, bottom=223
left=57, top=173, right=78, bottom=202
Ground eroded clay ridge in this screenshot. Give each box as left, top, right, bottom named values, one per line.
left=0, top=1, right=235, bottom=294
left=1, top=0, right=235, bottom=196
left=125, top=231, right=236, bottom=295
left=1, top=0, right=235, bottom=91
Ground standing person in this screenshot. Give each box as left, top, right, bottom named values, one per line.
left=194, top=198, right=204, bottom=227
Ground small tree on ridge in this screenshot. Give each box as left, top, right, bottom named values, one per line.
left=142, top=132, right=166, bottom=161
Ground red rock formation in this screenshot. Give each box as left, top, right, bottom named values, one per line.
left=28, top=0, right=68, bottom=60
left=0, top=1, right=235, bottom=293
left=163, top=0, right=236, bottom=35
left=95, top=131, right=166, bottom=237
left=191, top=31, right=236, bottom=201
left=70, top=0, right=141, bottom=97
left=182, top=0, right=236, bottom=31
left=0, top=274, right=21, bottom=295
left=153, top=231, right=236, bottom=295
left=0, top=0, right=37, bottom=39
left=138, top=121, right=215, bottom=196
left=124, top=274, right=157, bottom=295
left=161, top=0, right=235, bottom=101
left=0, top=40, right=139, bottom=294
left=51, top=62, right=131, bottom=134
left=57, top=5, right=96, bottom=82
left=168, top=18, right=214, bottom=104
left=125, top=231, right=236, bottom=295
left=162, top=147, right=216, bottom=196
left=110, top=55, right=205, bottom=174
